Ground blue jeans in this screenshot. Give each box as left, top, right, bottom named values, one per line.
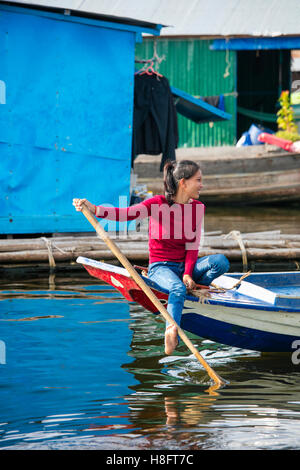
left=147, top=255, right=230, bottom=329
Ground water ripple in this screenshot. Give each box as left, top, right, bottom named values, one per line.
left=0, top=277, right=300, bottom=450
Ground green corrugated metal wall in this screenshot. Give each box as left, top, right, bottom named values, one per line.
left=135, top=38, right=237, bottom=147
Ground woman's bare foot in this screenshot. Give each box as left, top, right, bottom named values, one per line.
left=165, top=325, right=178, bottom=355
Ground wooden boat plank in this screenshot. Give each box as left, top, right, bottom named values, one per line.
left=133, top=147, right=300, bottom=204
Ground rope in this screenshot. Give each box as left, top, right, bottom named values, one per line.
left=211, top=270, right=252, bottom=291
left=224, top=230, right=248, bottom=272
left=191, top=271, right=252, bottom=301
left=223, top=48, right=231, bottom=78
left=135, top=40, right=166, bottom=73
left=190, top=289, right=212, bottom=304
left=40, top=237, right=69, bottom=268
left=51, top=241, right=69, bottom=254
left=41, top=237, right=56, bottom=268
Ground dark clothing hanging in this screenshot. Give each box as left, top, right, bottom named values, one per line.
left=201, top=95, right=220, bottom=108
left=132, top=73, right=179, bottom=171
left=200, top=95, right=225, bottom=110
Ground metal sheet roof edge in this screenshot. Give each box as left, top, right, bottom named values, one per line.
left=0, top=1, right=164, bottom=34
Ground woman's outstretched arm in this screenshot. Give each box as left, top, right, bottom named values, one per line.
left=73, top=196, right=160, bottom=221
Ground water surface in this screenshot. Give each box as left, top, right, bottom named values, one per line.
left=0, top=274, right=300, bottom=450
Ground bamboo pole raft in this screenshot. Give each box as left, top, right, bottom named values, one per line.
left=0, top=227, right=300, bottom=272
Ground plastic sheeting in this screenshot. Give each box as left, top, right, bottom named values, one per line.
left=0, top=3, right=153, bottom=233
left=171, top=86, right=231, bottom=123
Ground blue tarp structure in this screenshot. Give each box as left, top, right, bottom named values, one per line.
left=211, top=37, right=300, bottom=51
left=0, top=2, right=162, bottom=234
left=171, top=86, right=232, bottom=123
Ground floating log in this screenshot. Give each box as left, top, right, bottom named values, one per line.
left=0, top=230, right=299, bottom=267
left=0, top=235, right=149, bottom=251
left=0, top=246, right=300, bottom=264
left=0, top=238, right=297, bottom=255
left=0, top=249, right=150, bottom=263
left=199, top=248, right=300, bottom=260
left=0, top=232, right=298, bottom=251
left=203, top=239, right=287, bottom=248
left=240, top=230, right=282, bottom=239
left=280, top=234, right=300, bottom=241
left=0, top=239, right=148, bottom=253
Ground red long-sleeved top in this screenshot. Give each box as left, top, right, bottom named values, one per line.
left=95, top=195, right=205, bottom=276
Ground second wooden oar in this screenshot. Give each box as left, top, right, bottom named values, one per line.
left=79, top=204, right=225, bottom=389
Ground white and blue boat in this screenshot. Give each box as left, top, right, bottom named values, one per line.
left=77, top=257, right=300, bottom=353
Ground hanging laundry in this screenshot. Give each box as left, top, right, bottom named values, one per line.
left=132, top=73, right=179, bottom=171
left=201, top=95, right=225, bottom=111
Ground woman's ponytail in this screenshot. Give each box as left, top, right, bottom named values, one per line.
left=163, top=161, right=178, bottom=205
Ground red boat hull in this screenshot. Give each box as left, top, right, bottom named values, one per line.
left=83, top=264, right=169, bottom=314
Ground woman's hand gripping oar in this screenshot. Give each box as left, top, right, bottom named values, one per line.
left=76, top=202, right=226, bottom=392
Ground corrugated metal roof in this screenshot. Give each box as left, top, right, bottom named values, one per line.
left=8, top=0, right=300, bottom=37
left=1, top=1, right=163, bottom=32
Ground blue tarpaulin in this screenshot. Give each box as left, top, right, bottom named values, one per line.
left=0, top=2, right=161, bottom=234
left=171, top=86, right=232, bottom=123
left=211, top=36, right=300, bottom=51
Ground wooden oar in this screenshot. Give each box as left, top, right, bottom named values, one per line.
left=79, top=204, right=225, bottom=389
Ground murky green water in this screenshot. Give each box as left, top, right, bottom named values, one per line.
left=0, top=272, right=300, bottom=450
left=204, top=203, right=300, bottom=235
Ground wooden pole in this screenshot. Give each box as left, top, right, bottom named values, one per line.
left=79, top=204, right=225, bottom=389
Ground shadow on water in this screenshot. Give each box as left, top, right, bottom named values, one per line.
left=0, top=273, right=300, bottom=450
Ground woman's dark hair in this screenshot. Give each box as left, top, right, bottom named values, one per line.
left=163, top=160, right=201, bottom=205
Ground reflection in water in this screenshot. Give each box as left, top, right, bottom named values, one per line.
left=122, top=304, right=300, bottom=449
left=0, top=276, right=300, bottom=450
left=1, top=315, right=64, bottom=321
left=121, top=305, right=225, bottom=447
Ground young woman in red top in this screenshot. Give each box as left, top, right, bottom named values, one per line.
left=73, top=160, right=229, bottom=355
